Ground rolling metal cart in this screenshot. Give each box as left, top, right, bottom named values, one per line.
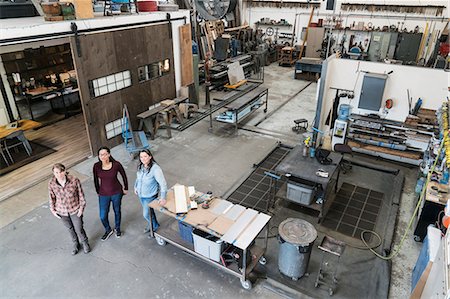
left=149, top=190, right=271, bottom=290
left=315, top=235, right=346, bottom=296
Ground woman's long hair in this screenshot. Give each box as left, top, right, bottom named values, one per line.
left=97, top=146, right=116, bottom=163
left=138, top=149, right=156, bottom=173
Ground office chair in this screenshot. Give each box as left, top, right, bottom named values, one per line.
left=333, top=143, right=352, bottom=192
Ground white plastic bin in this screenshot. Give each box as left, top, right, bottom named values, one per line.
left=193, top=229, right=224, bottom=262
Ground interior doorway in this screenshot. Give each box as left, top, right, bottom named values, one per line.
left=0, top=114, right=91, bottom=202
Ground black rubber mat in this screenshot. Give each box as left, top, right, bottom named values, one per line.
left=321, top=182, right=383, bottom=240
left=226, top=146, right=291, bottom=211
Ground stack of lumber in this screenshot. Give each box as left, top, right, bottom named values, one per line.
left=405, top=108, right=438, bottom=128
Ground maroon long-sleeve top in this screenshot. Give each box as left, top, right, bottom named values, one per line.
left=93, top=160, right=128, bottom=196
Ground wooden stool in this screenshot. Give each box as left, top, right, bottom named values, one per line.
left=292, top=118, right=308, bottom=133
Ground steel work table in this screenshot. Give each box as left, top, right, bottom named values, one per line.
left=215, top=86, right=268, bottom=132
left=275, top=145, right=342, bottom=222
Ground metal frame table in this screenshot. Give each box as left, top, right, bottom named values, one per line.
left=215, top=86, right=268, bottom=133
left=149, top=186, right=271, bottom=290
left=275, top=145, right=342, bottom=222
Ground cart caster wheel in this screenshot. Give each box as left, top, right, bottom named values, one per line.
left=155, top=236, right=166, bottom=246
left=315, top=281, right=319, bottom=288
left=414, top=235, right=422, bottom=242
left=241, top=280, right=252, bottom=290
left=264, top=109, right=267, bottom=113
left=259, top=256, right=267, bottom=265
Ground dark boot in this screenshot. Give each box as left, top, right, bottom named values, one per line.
left=71, top=243, right=79, bottom=255
left=82, top=241, right=91, bottom=254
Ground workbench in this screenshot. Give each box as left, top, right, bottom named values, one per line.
left=275, top=145, right=341, bottom=222
left=136, top=97, right=188, bottom=139
left=149, top=186, right=271, bottom=290
left=215, top=86, right=268, bottom=132
left=294, top=58, right=322, bottom=81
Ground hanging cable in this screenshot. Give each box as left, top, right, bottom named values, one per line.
left=361, top=139, right=444, bottom=260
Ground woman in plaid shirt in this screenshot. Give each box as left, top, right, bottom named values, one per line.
left=49, top=163, right=90, bottom=255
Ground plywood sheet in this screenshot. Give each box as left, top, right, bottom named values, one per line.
left=305, top=27, right=325, bottom=58
left=221, top=209, right=258, bottom=244
left=234, top=213, right=271, bottom=250
left=207, top=215, right=235, bottom=235
left=179, top=24, right=194, bottom=86
left=74, top=0, right=94, bottom=19
left=227, top=61, right=245, bottom=85
left=183, top=208, right=218, bottom=228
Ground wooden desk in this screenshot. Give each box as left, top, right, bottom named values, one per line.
left=25, top=87, right=57, bottom=97
left=23, top=87, right=59, bottom=120
left=0, top=120, right=41, bottom=139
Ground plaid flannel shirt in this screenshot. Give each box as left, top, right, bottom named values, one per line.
left=48, top=175, right=86, bottom=216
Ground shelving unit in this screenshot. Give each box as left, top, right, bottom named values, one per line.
left=1, top=44, right=74, bottom=88
left=347, top=114, right=435, bottom=166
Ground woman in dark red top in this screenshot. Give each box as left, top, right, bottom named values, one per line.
left=93, top=146, right=128, bottom=241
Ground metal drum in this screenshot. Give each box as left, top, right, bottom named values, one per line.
left=278, top=218, right=317, bottom=280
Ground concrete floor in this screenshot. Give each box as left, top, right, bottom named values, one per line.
left=0, top=64, right=421, bottom=298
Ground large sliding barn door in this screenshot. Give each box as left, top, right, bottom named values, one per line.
left=70, top=23, right=176, bottom=154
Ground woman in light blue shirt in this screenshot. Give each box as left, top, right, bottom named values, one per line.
left=134, top=149, right=167, bottom=234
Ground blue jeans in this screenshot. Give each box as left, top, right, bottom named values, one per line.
left=140, top=197, right=159, bottom=230
left=99, top=193, right=122, bottom=232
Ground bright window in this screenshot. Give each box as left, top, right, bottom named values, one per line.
left=90, top=70, right=131, bottom=98
left=105, top=118, right=123, bottom=139
left=138, top=59, right=170, bottom=83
